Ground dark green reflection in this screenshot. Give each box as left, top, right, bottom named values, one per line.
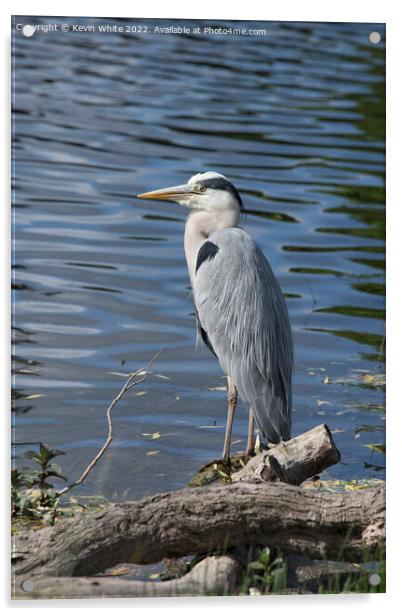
left=290, top=266, right=344, bottom=277
left=247, top=208, right=298, bottom=223
left=306, top=327, right=384, bottom=350
left=324, top=205, right=384, bottom=227
left=143, top=214, right=183, bottom=223
left=315, top=226, right=384, bottom=241
left=352, top=282, right=385, bottom=296
left=283, top=244, right=384, bottom=253
left=321, top=185, right=385, bottom=205
left=351, top=43, right=385, bottom=143
left=314, top=305, right=385, bottom=320
left=349, top=257, right=385, bottom=271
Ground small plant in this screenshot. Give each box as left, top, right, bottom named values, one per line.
left=12, top=443, right=67, bottom=524
left=243, top=547, right=287, bottom=594
left=11, top=468, right=35, bottom=517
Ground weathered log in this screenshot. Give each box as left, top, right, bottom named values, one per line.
left=14, top=555, right=241, bottom=599
left=13, top=481, right=385, bottom=581
left=231, top=424, right=340, bottom=485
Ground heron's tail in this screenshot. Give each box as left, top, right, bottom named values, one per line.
left=251, top=391, right=291, bottom=444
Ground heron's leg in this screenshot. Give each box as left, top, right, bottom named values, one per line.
left=222, top=377, right=237, bottom=463
left=246, top=407, right=255, bottom=456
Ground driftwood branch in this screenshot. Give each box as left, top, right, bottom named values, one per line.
left=12, top=422, right=384, bottom=599
left=13, top=481, right=385, bottom=581
left=14, top=555, right=241, bottom=599
left=57, top=352, right=160, bottom=497
left=231, top=424, right=340, bottom=485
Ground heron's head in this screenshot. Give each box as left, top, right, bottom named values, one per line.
left=137, top=171, right=244, bottom=214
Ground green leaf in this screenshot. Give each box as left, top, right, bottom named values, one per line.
left=45, top=470, right=67, bottom=482
left=39, top=444, right=65, bottom=464
left=259, top=547, right=271, bottom=565
left=24, top=450, right=42, bottom=464
left=252, top=574, right=266, bottom=584
left=11, top=468, right=36, bottom=488
left=11, top=469, right=24, bottom=487
left=248, top=561, right=265, bottom=572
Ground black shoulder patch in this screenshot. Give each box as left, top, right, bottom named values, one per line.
left=195, top=308, right=217, bottom=357
left=199, top=323, right=217, bottom=357
left=195, top=241, right=219, bottom=274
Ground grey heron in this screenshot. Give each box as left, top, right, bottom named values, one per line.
left=138, top=171, right=293, bottom=462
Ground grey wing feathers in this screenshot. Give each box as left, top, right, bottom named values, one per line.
left=193, top=228, right=293, bottom=443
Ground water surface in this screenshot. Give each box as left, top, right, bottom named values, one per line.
left=12, top=18, right=385, bottom=500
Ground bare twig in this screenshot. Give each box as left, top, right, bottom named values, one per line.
left=58, top=351, right=161, bottom=497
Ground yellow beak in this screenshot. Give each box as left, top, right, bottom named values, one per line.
left=137, top=183, right=193, bottom=201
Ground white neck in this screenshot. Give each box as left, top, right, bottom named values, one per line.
left=184, top=209, right=240, bottom=286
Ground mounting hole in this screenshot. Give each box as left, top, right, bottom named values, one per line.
left=21, top=579, right=33, bottom=592
left=22, top=24, right=35, bottom=37
left=369, top=31, right=381, bottom=45
left=369, top=573, right=381, bottom=586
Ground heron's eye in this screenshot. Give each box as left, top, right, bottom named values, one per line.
left=198, top=185, right=207, bottom=193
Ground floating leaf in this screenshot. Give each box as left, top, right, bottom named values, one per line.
left=361, top=373, right=385, bottom=387
left=217, top=470, right=231, bottom=482
left=24, top=393, right=44, bottom=400
left=345, top=483, right=365, bottom=491
left=365, top=443, right=385, bottom=454
left=146, top=450, right=160, bottom=456
left=141, top=432, right=161, bottom=439
left=362, top=374, right=375, bottom=383
left=303, top=478, right=385, bottom=492
left=149, top=573, right=160, bottom=580
left=335, top=372, right=385, bottom=388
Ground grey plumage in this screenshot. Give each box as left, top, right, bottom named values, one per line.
left=194, top=227, right=293, bottom=443
left=138, top=170, right=293, bottom=458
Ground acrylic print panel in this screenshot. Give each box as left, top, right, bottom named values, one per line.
left=11, top=16, right=385, bottom=598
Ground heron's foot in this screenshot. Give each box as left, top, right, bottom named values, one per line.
left=221, top=454, right=232, bottom=469
left=245, top=434, right=256, bottom=457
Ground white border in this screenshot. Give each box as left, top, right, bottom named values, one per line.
left=2, top=0, right=401, bottom=613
